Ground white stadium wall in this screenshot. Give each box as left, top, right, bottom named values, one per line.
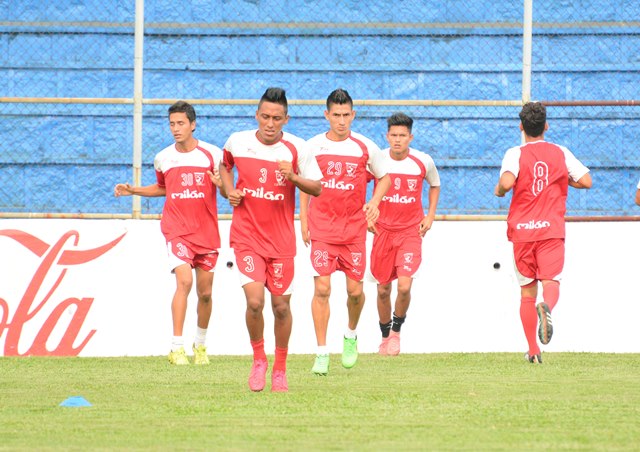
left=0, top=219, right=638, bottom=357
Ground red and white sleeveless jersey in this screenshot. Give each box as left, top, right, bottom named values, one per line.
left=376, top=148, right=440, bottom=232
left=154, top=140, right=222, bottom=249
left=500, top=140, right=589, bottom=242
left=306, top=131, right=388, bottom=244
left=223, top=130, right=322, bottom=258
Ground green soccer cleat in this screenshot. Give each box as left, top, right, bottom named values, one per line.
left=342, top=337, right=358, bottom=369
left=168, top=347, right=189, bottom=365
left=311, top=354, right=330, bottom=376
left=192, top=343, right=210, bottom=365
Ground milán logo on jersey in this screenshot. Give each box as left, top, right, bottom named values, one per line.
left=322, top=179, right=355, bottom=190
left=516, top=220, right=551, bottom=230
left=242, top=187, right=285, bottom=201
left=171, top=189, right=205, bottom=199
left=382, top=194, right=416, bottom=204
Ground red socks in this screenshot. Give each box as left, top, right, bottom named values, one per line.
left=251, top=338, right=267, bottom=362
left=543, top=280, right=560, bottom=311
left=520, top=296, right=540, bottom=355
left=273, top=347, right=288, bottom=372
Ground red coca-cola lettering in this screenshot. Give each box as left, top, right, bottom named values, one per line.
left=0, top=229, right=126, bottom=356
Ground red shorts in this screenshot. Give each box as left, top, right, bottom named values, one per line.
left=167, top=238, right=218, bottom=272
left=310, top=241, right=366, bottom=282
left=512, top=238, right=565, bottom=286
left=234, top=249, right=294, bottom=296
left=370, top=227, right=423, bottom=284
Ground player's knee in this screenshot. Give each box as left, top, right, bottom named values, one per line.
left=377, top=283, right=392, bottom=299
left=246, top=297, right=265, bottom=313
left=272, top=301, right=290, bottom=319
left=397, top=282, right=411, bottom=297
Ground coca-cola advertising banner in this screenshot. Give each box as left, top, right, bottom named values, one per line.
left=1, top=220, right=638, bottom=356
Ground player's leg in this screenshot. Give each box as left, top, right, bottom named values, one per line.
left=192, top=267, right=214, bottom=365
left=342, top=276, right=364, bottom=368
left=376, top=283, right=393, bottom=355
left=168, top=262, right=193, bottom=365
left=536, top=238, right=564, bottom=345
left=265, top=257, right=295, bottom=392
left=513, top=242, right=542, bottom=363
left=235, top=249, right=269, bottom=391
left=370, top=229, right=395, bottom=354
left=270, top=293, right=292, bottom=392
left=387, top=276, right=413, bottom=356
left=244, top=281, right=268, bottom=391
left=311, top=275, right=332, bottom=375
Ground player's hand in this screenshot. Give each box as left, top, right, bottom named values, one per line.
left=207, top=169, right=222, bottom=188
left=419, top=216, right=434, bottom=237
left=301, top=223, right=310, bottom=247
left=277, top=160, right=295, bottom=181
left=114, top=183, right=134, bottom=197
left=363, top=202, right=379, bottom=224
left=494, top=183, right=505, bottom=197
left=227, top=188, right=245, bottom=207
left=367, top=219, right=378, bottom=234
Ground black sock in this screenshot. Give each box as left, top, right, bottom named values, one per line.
left=392, top=313, right=406, bottom=333
left=379, top=320, right=392, bottom=338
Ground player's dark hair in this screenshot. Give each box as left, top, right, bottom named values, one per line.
left=519, top=102, right=546, bottom=137
left=326, top=88, right=353, bottom=110
left=387, top=112, right=413, bottom=132
left=259, top=87, right=288, bottom=114
left=168, top=101, right=196, bottom=123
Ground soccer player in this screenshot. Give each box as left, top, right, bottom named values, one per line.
left=114, top=101, right=223, bottom=366
left=219, top=87, right=322, bottom=392
left=300, top=88, right=390, bottom=375
left=495, top=101, right=592, bottom=364
left=635, top=178, right=640, bottom=206
left=371, top=112, right=440, bottom=356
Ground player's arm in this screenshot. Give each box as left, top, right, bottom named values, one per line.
left=364, top=174, right=391, bottom=224
left=568, top=172, right=592, bottom=189
left=219, top=163, right=244, bottom=206
left=114, top=183, right=165, bottom=197
left=277, top=160, right=321, bottom=197
left=495, top=171, right=516, bottom=197
left=419, top=185, right=441, bottom=237
left=636, top=188, right=640, bottom=206
left=299, top=191, right=311, bottom=246
left=207, top=167, right=227, bottom=198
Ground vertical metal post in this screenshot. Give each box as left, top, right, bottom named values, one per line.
left=132, top=0, right=144, bottom=218
left=522, top=0, right=533, bottom=104
left=521, top=0, right=534, bottom=143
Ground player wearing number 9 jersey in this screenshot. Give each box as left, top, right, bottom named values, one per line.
left=495, top=101, right=591, bottom=364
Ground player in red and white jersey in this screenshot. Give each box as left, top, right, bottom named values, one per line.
left=115, top=101, right=223, bottom=366
left=370, top=112, right=440, bottom=356
left=495, top=102, right=591, bottom=364
left=220, top=87, right=322, bottom=393
left=300, top=88, right=391, bottom=375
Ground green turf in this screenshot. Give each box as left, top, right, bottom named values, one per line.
left=1, top=353, right=639, bottom=451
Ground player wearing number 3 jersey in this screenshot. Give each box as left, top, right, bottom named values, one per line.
left=220, top=87, right=323, bottom=393
left=495, top=102, right=591, bottom=364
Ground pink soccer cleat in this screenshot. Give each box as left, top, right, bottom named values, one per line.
left=248, top=359, right=268, bottom=392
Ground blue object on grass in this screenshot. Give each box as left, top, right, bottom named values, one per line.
left=59, top=396, right=92, bottom=407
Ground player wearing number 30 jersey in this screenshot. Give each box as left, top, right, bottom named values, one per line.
left=495, top=102, right=591, bottom=364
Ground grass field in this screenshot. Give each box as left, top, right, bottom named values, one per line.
left=1, top=353, right=639, bottom=451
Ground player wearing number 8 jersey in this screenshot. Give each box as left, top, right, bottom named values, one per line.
left=220, top=87, right=322, bottom=392
left=300, top=88, right=391, bottom=375
left=495, top=102, right=592, bottom=364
